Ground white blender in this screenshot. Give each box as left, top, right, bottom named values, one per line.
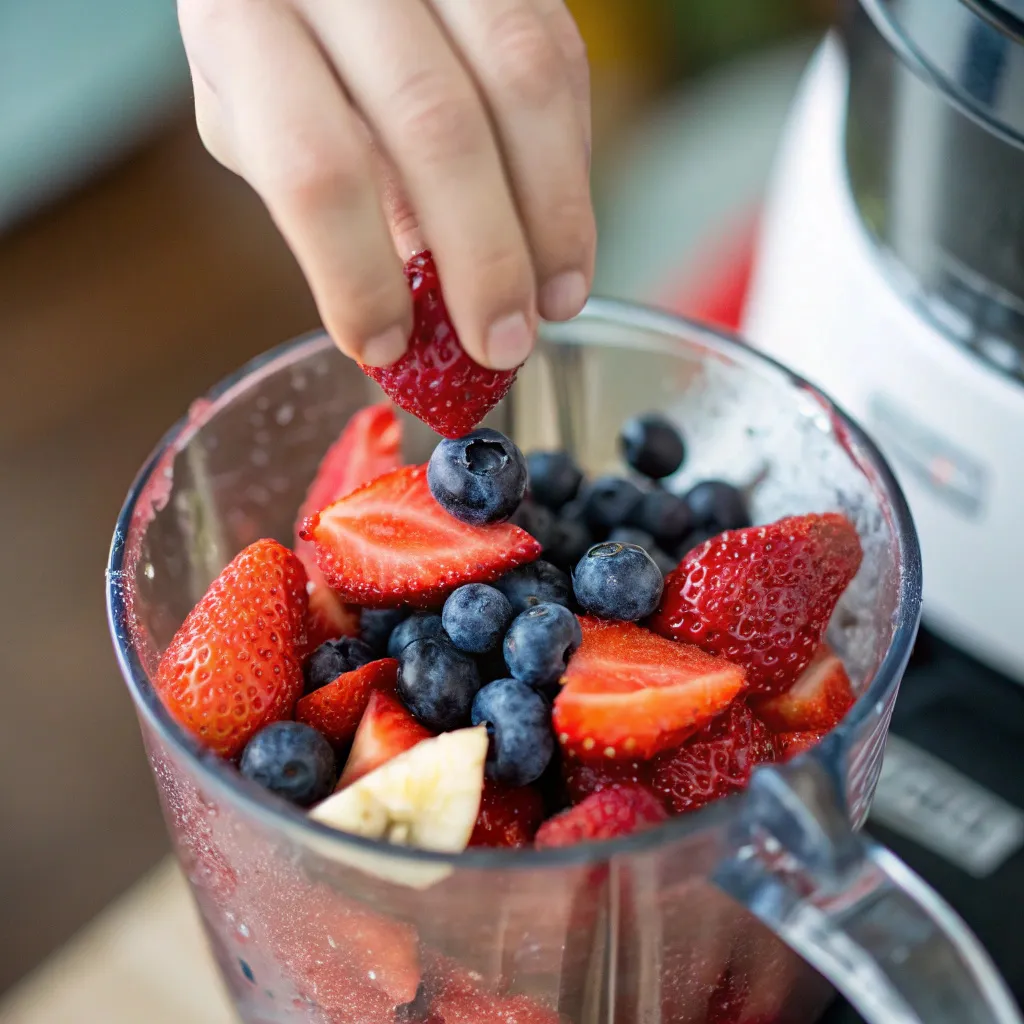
left=744, top=0, right=1024, bottom=683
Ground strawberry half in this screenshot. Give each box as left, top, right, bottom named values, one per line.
left=534, top=784, right=668, bottom=849
left=300, top=566, right=361, bottom=657
left=553, top=617, right=746, bottom=763
left=649, top=513, right=863, bottom=695
left=295, top=658, right=399, bottom=748
left=338, top=690, right=433, bottom=788
left=359, top=251, right=522, bottom=439
left=301, top=464, right=541, bottom=608
left=651, top=701, right=777, bottom=815
left=155, top=539, right=308, bottom=759
left=775, top=729, right=827, bottom=762
left=468, top=779, right=545, bottom=848
left=752, top=643, right=856, bottom=733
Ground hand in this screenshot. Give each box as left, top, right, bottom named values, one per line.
left=178, top=0, right=595, bottom=370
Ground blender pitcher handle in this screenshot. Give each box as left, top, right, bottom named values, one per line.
left=714, top=759, right=1022, bottom=1024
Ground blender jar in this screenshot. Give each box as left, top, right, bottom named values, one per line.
left=106, top=302, right=1020, bottom=1024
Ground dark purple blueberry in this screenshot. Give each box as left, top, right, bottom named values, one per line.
left=545, top=516, right=593, bottom=570
left=526, top=450, right=584, bottom=510
left=304, top=636, right=376, bottom=694
left=682, top=479, right=750, bottom=532
left=503, top=603, right=583, bottom=688
left=387, top=613, right=447, bottom=658
left=572, top=542, right=664, bottom=621
left=629, top=488, right=693, bottom=547
left=428, top=428, right=527, bottom=525
left=495, top=560, right=571, bottom=616
left=442, top=584, right=513, bottom=654
left=397, top=637, right=481, bottom=731
left=472, top=678, right=555, bottom=786
left=579, top=476, right=644, bottom=534
left=360, top=608, right=410, bottom=658
left=509, top=498, right=560, bottom=552
left=240, top=722, right=336, bottom=807
left=619, top=414, right=686, bottom=479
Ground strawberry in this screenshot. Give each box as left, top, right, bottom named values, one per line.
left=359, top=251, right=522, bottom=439
left=562, top=756, right=653, bottom=805
left=425, top=954, right=562, bottom=1024
left=468, top=779, right=545, bottom=848
left=301, top=464, right=541, bottom=608
left=155, top=539, right=308, bottom=759
left=294, top=658, right=399, bottom=748
left=338, top=690, right=433, bottom=788
left=774, top=730, right=827, bottom=762
left=651, top=702, right=777, bottom=815
left=294, top=401, right=403, bottom=656
left=535, top=784, right=668, bottom=849
left=295, top=402, right=403, bottom=536
left=553, top=617, right=746, bottom=762
left=649, top=513, right=863, bottom=695
left=751, top=643, right=855, bottom=733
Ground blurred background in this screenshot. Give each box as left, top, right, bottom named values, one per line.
left=0, top=0, right=833, bottom=1010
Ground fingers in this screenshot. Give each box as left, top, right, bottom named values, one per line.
left=177, top=0, right=411, bottom=366
left=296, top=0, right=537, bottom=370
left=529, top=0, right=592, bottom=163
left=428, top=0, right=595, bottom=322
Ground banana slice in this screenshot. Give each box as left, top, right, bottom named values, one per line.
left=309, top=726, right=488, bottom=888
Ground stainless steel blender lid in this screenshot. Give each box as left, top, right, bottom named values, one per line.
left=843, top=0, right=1024, bottom=381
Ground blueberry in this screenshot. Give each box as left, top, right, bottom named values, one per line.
left=471, top=678, right=555, bottom=786
left=240, top=722, right=337, bottom=807
left=629, top=489, right=693, bottom=547
left=649, top=545, right=678, bottom=576
left=545, top=516, right=593, bottom=571
left=442, top=584, right=513, bottom=654
left=572, top=542, right=664, bottom=621
left=304, top=636, right=376, bottom=694
left=387, top=613, right=447, bottom=658
left=360, top=608, right=410, bottom=657
left=427, top=428, right=528, bottom=525
left=619, top=414, right=686, bottom=479
left=526, top=450, right=583, bottom=510
left=682, top=480, right=750, bottom=532
left=580, top=476, right=644, bottom=534
left=495, top=560, right=571, bottom=616
left=509, top=499, right=559, bottom=552
left=397, top=637, right=481, bottom=731
left=609, top=525, right=657, bottom=548
left=503, top=603, right=583, bottom=688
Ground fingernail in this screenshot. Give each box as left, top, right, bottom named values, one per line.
left=486, top=311, right=534, bottom=370
left=539, top=271, right=588, bottom=322
left=360, top=325, right=407, bottom=367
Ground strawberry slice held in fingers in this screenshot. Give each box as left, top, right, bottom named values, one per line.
left=649, top=513, right=863, bottom=695
left=338, top=690, right=433, bottom=789
left=295, top=658, right=399, bottom=748
left=651, top=701, right=777, bottom=815
left=553, top=617, right=746, bottom=763
left=360, top=251, right=522, bottom=440
left=154, top=539, right=308, bottom=759
left=752, top=643, right=856, bottom=733
left=301, top=465, right=541, bottom=608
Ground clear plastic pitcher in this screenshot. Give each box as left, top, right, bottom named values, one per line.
left=106, top=301, right=1021, bottom=1024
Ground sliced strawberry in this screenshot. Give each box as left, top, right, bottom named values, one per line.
left=359, top=251, right=522, bottom=439
left=535, top=784, right=668, bottom=849
left=774, top=730, right=827, bottom=763
left=751, top=643, right=856, bottom=733
left=553, top=617, right=746, bottom=762
left=562, top=756, right=653, bottom=805
left=426, top=954, right=562, bottom=1024
left=468, top=779, right=545, bottom=848
left=295, top=402, right=403, bottom=537
left=155, top=539, right=308, bottom=759
left=651, top=702, right=777, bottom=815
left=295, top=658, right=399, bottom=747
left=338, top=690, right=433, bottom=788
left=302, top=464, right=541, bottom=608
left=649, top=513, right=863, bottom=695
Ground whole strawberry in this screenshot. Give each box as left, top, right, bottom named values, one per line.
left=649, top=513, right=862, bottom=695
left=359, top=251, right=522, bottom=439
left=651, top=702, right=776, bottom=815
left=155, top=539, right=308, bottom=759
